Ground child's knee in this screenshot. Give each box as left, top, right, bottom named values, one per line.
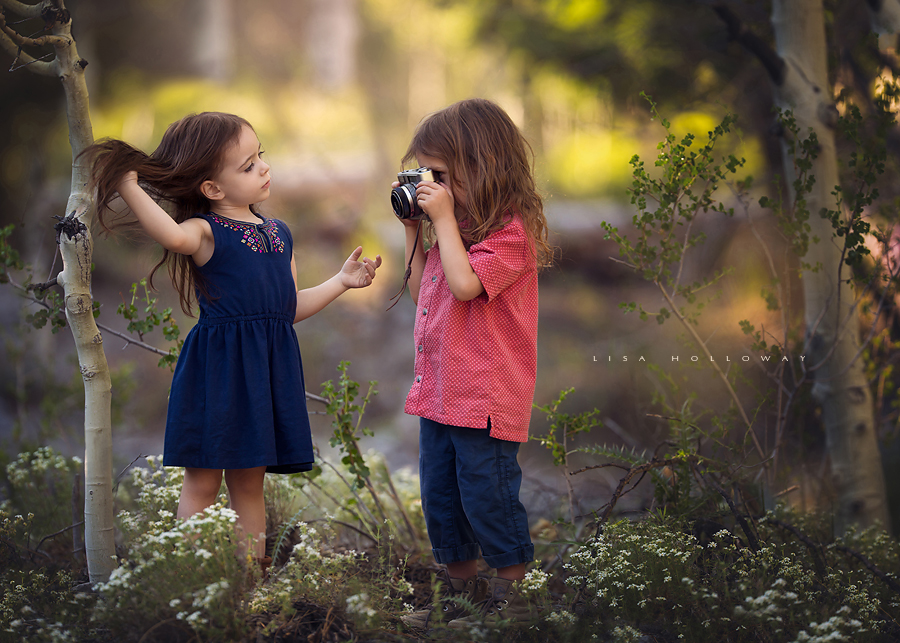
left=223, top=466, right=266, bottom=496
left=183, top=468, right=224, bottom=498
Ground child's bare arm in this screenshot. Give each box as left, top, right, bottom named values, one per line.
left=117, top=171, right=212, bottom=260
left=415, top=181, right=484, bottom=301
left=431, top=220, right=484, bottom=301
left=292, top=247, right=381, bottom=323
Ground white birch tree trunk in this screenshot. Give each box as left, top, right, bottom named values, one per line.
left=771, top=0, right=890, bottom=535
left=0, top=0, right=115, bottom=582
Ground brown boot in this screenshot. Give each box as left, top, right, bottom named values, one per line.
left=401, top=569, right=489, bottom=632
left=448, top=576, right=538, bottom=629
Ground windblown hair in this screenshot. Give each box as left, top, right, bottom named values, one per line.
left=83, top=112, right=254, bottom=315
left=402, top=98, right=553, bottom=268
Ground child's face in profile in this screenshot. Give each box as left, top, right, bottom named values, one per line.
left=417, top=153, right=467, bottom=219
left=207, top=125, right=271, bottom=209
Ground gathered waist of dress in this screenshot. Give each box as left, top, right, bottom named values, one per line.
left=197, top=312, right=294, bottom=326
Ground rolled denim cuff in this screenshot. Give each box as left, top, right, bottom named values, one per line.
left=432, top=542, right=482, bottom=565
left=481, top=544, right=534, bottom=569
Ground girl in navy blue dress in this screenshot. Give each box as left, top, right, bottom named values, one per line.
left=86, top=112, right=381, bottom=569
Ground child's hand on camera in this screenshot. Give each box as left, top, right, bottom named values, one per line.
left=415, top=180, right=455, bottom=223
left=340, top=246, right=382, bottom=289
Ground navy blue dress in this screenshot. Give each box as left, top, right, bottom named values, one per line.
left=163, top=212, right=314, bottom=474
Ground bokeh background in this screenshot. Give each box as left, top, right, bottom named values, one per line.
left=1, top=0, right=834, bottom=521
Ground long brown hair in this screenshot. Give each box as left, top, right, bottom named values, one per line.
left=83, top=112, right=254, bottom=315
left=402, top=98, right=553, bottom=268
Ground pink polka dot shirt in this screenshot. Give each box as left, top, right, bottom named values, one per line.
left=404, top=214, right=538, bottom=442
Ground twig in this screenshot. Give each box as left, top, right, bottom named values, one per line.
left=34, top=520, right=84, bottom=555
left=764, top=516, right=828, bottom=578
left=112, top=453, right=148, bottom=495
left=27, top=276, right=56, bottom=291
left=774, top=485, right=799, bottom=498
left=380, top=461, right=419, bottom=544
left=692, top=462, right=760, bottom=552
left=0, top=14, right=68, bottom=48
left=0, top=8, right=55, bottom=75
left=571, top=462, right=631, bottom=475
left=0, top=535, right=53, bottom=560
left=594, top=457, right=683, bottom=535
left=0, top=26, right=53, bottom=73
left=834, top=544, right=900, bottom=594
left=95, top=322, right=169, bottom=357
left=607, top=256, right=638, bottom=270
left=304, top=518, right=379, bottom=545
left=656, top=283, right=766, bottom=461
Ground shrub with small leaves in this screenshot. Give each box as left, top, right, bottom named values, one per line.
left=2, top=447, right=82, bottom=550
left=565, top=510, right=898, bottom=642
left=94, top=503, right=248, bottom=642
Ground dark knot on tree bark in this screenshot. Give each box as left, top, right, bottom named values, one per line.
left=53, top=213, right=87, bottom=244
left=41, top=5, right=71, bottom=27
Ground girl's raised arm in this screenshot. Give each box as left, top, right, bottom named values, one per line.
left=290, top=247, right=381, bottom=323
left=117, top=171, right=212, bottom=260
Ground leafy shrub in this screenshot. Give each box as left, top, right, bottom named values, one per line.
left=94, top=504, right=249, bottom=642
left=0, top=449, right=95, bottom=643
left=565, top=509, right=900, bottom=642
left=1, top=447, right=82, bottom=550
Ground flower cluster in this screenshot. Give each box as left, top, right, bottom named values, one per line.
left=93, top=503, right=247, bottom=641
left=563, top=511, right=895, bottom=642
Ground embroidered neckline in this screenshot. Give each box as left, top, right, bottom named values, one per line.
left=206, top=212, right=285, bottom=254
left=209, top=212, right=266, bottom=226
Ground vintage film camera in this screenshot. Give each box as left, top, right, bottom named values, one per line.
left=390, top=167, right=435, bottom=220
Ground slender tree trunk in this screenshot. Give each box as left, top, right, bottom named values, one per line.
left=771, top=0, right=890, bottom=535
left=54, top=3, right=115, bottom=585
left=1, top=0, right=115, bottom=581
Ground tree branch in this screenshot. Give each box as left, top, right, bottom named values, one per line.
left=692, top=462, right=760, bottom=552
left=0, top=0, right=47, bottom=19
left=35, top=520, right=83, bottom=555
left=0, top=10, right=68, bottom=48
left=0, top=23, right=54, bottom=75
left=95, top=321, right=169, bottom=357
left=713, top=3, right=786, bottom=85
left=834, top=543, right=900, bottom=594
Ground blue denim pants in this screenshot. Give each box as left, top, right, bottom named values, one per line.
left=418, top=417, right=534, bottom=569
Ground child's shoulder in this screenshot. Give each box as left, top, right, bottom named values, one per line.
left=487, top=211, right=527, bottom=239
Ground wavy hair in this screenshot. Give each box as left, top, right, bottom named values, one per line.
left=83, top=112, right=254, bottom=315
left=402, top=98, right=553, bottom=268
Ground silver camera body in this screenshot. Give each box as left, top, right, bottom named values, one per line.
left=391, top=167, right=435, bottom=220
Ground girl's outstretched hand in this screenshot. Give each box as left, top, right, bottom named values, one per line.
left=340, top=246, right=382, bottom=288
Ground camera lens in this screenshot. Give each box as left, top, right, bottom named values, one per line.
left=391, top=183, right=417, bottom=219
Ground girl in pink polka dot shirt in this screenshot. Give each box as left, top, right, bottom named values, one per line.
left=395, top=98, right=553, bottom=631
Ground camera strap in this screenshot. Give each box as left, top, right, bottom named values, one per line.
left=386, top=221, right=422, bottom=311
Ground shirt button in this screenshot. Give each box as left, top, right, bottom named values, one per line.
left=416, top=375, right=422, bottom=382
left=432, top=275, right=437, bottom=282
left=422, top=308, right=428, bottom=315
left=418, top=345, right=423, bottom=352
